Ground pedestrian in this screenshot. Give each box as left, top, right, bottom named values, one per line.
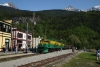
left=2, top=45, right=6, bottom=53
left=75, top=47, right=77, bottom=50
left=15, top=46, right=18, bottom=53
left=96, top=48, right=100, bottom=60
left=83, top=47, right=86, bottom=52
left=72, top=46, right=75, bottom=52
left=8, top=46, right=12, bottom=52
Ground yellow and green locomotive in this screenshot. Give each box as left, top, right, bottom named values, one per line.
left=37, top=39, right=64, bottom=53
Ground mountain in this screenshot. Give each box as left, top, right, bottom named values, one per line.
left=65, top=5, right=100, bottom=12
left=64, top=6, right=82, bottom=12
left=64, top=6, right=78, bottom=11
left=0, top=2, right=17, bottom=9
left=88, top=5, right=100, bottom=11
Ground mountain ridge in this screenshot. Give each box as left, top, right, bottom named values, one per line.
left=0, top=2, right=17, bottom=9
left=64, top=5, right=100, bottom=12
left=0, top=2, right=100, bottom=11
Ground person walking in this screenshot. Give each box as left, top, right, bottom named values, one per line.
left=72, top=46, right=75, bottom=52
left=83, top=47, right=86, bottom=52
left=15, top=46, right=18, bottom=53
left=2, top=45, right=6, bottom=53
left=96, top=49, right=100, bottom=60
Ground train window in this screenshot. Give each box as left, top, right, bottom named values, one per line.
left=44, top=41, right=49, bottom=42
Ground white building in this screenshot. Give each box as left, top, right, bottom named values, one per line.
left=12, top=28, right=32, bottom=50
left=32, top=37, right=41, bottom=49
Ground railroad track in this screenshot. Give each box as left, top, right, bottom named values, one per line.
left=18, top=52, right=75, bottom=67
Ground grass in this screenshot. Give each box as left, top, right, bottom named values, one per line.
left=63, top=52, right=100, bottom=67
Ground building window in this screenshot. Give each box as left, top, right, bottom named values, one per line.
left=17, top=33, right=23, bottom=38
left=8, top=26, right=11, bottom=33
left=28, top=36, right=31, bottom=39
left=17, top=40, right=22, bottom=43
left=0, top=26, right=2, bottom=31
left=0, top=22, right=3, bottom=31
left=2, top=24, right=6, bottom=32
left=3, top=24, right=5, bottom=28
left=12, top=29, right=16, bottom=31
left=6, top=25, right=8, bottom=32
left=0, top=22, right=11, bottom=33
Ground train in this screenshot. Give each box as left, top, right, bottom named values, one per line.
left=37, top=39, right=65, bottom=53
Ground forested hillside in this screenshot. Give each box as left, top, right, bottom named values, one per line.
left=34, top=11, right=100, bottom=49
left=0, top=6, right=100, bottom=49
left=0, top=6, right=33, bottom=19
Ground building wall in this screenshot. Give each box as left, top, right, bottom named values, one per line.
left=0, top=32, right=3, bottom=51
left=23, top=33, right=26, bottom=40
left=2, top=32, right=11, bottom=49
left=0, top=20, right=12, bottom=51
left=21, top=33, right=27, bottom=49
left=32, top=38, right=41, bottom=49
left=22, top=40, right=26, bottom=49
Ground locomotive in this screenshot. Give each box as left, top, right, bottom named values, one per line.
left=37, top=39, right=65, bottom=53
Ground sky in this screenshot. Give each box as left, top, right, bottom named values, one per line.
left=0, top=0, right=100, bottom=11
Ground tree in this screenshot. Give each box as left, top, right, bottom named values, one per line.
left=68, top=34, right=81, bottom=49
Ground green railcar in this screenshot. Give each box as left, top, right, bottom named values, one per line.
left=37, top=39, right=64, bottom=53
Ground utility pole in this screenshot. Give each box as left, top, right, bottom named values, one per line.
left=32, top=14, right=34, bottom=52
left=26, top=20, right=28, bottom=53
left=32, top=13, right=36, bottom=53
left=32, top=25, right=34, bottom=53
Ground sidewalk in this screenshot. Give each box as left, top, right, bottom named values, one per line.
left=0, top=51, right=23, bottom=55
left=0, top=51, right=35, bottom=59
